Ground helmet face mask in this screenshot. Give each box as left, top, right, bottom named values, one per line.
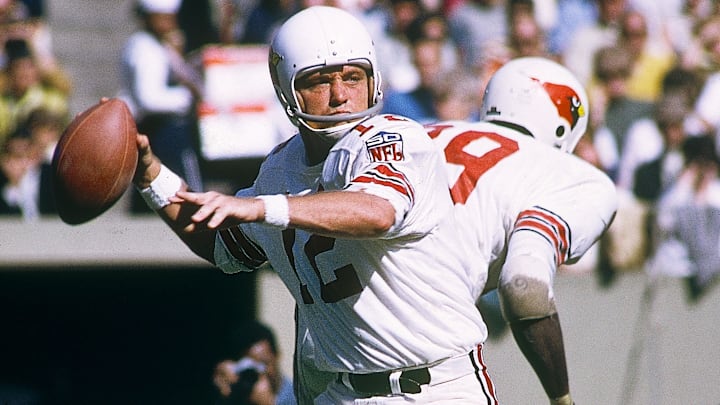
left=480, top=57, right=588, bottom=153
left=269, top=6, right=383, bottom=140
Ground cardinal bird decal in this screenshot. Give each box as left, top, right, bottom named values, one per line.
left=532, top=77, right=585, bottom=130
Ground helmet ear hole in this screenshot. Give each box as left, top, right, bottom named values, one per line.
left=555, top=126, right=565, bottom=138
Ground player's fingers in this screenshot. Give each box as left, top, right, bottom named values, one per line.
left=135, top=133, right=150, bottom=148
left=190, top=201, right=217, bottom=223
left=168, top=195, right=184, bottom=204
left=206, top=209, right=229, bottom=229
left=174, top=190, right=204, bottom=203
left=198, top=199, right=249, bottom=229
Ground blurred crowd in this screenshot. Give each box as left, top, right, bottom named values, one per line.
left=0, top=0, right=70, bottom=219
left=2, top=0, right=720, bottom=297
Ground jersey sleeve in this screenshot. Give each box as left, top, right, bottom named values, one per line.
left=212, top=184, right=269, bottom=274
left=214, top=224, right=268, bottom=274
left=325, top=114, right=451, bottom=237
left=347, top=162, right=416, bottom=229
left=513, top=161, right=618, bottom=266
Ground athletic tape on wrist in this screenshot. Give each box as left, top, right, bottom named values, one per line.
left=138, top=164, right=183, bottom=210
left=256, top=194, right=290, bottom=228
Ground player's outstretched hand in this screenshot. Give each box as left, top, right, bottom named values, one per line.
left=170, top=190, right=265, bottom=232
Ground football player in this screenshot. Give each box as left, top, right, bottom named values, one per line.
left=429, top=57, right=617, bottom=405
left=295, top=58, right=617, bottom=405
left=134, top=6, right=498, bottom=404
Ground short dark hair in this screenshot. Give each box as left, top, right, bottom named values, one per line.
left=683, top=135, right=719, bottom=166
left=594, top=45, right=632, bottom=82
left=227, top=320, right=278, bottom=359
left=5, top=39, right=32, bottom=63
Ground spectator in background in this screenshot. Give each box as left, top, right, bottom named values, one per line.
left=405, top=11, right=460, bottom=73
left=120, top=0, right=204, bottom=213
left=0, top=107, right=59, bottom=218
left=447, top=0, right=507, bottom=72
left=218, top=0, right=252, bottom=44
left=546, top=0, right=597, bottom=58
left=23, top=106, right=60, bottom=165
left=587, top=45, right=654, bottom=180
left=431, top=67, right=481, bottom=121
left=616, top=9, right=675, bottom=103
left=684, top=16, right=720, bottom=140
left=645, top=134, right=720, bottom=302
left=24, top=107, right=61, bottom=214
left=0, top=0, right=32, bottom=67
left=237, top=0, right=296, bottom=45
left=630, top=66, right=704, bottom=202
left=0, top=0, right=71, bottom=95
left=373, top=0, right=427, bottom=93
left=212, top=320, right=295, bottom=405
left=0, top=38, right=68, bottom=147
left=600, top=92, right=691, bottom=280
left=628, top=93, right=691, bottom=202
left=177, top=0, right=219, bottom=54
left=661, top=65, right=704, bottom=108
left=670, top=0, right=719, bottom=71
left=0, top=130, right=35, bottom=216
left=381, top=32, right=445, bottom=123
left=589, top=62, right=704, bottom=281
left=562, top=0, right=628, bottom=87
left=508, top=8, right=550, bottom=58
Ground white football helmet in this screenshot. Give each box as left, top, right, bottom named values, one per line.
left=268, top=6, right=383, bottom=140
left=480, top=57, right=588, bottom=153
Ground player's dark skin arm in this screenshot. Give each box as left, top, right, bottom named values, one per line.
left=510, top=313, right=571, bottom=403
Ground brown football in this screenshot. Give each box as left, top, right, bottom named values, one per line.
left=52, top=98, right=138, bottom=225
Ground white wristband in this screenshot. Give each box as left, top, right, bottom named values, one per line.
left=138, top=164, right=183, bottom=210
left=256, top=194, right=290, bottom=228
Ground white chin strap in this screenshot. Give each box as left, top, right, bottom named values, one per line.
left=294, top=101, right=383, bottom=124
left=298, top=118, right=365, bottom=143
left=294, top=101, right=384, bottom=143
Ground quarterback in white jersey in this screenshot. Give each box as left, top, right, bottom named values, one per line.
left=131, top=6, right=498, bottom=404
left=216, top=114, right=489, bottom=372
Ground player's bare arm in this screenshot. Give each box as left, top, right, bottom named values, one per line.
left=136, top=130, right=395, bottom=241
left=170, top=189, right=395, bottom=239
left=133, top=132, right=217, bottom=263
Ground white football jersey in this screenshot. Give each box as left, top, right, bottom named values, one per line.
left=214, top=114, right=487, bottom=373
left=427, top=121, right=618, bottom=296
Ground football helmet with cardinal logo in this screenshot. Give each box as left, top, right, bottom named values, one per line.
left=480, top=57, right=588, bottom=153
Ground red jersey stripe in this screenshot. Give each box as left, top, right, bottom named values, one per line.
left=515, top=207, right=571, bottom=265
